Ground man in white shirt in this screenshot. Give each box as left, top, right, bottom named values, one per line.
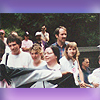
left=40, top=26, right=49, bottom=43
left=21, top=31, right=33, bottom=52
left=1, top=34, right=33, bottom=68
left=0, top=39, right=62, bottom=88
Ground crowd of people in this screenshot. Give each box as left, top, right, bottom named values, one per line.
left=0, top=25, right=100, bottom=88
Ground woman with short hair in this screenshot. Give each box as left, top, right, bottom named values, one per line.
left=29, top=43, right=46, bottom=69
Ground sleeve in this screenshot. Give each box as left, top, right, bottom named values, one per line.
left=12, top=70, right=62, bottom=87
left=30, top=41, right=33, bottom=47
left=88, top=69, right=100, bottom=84
left=21, top=41, right=25, bottom=48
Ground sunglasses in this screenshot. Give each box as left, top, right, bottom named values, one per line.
left=0, top=32, right=4, bottom=35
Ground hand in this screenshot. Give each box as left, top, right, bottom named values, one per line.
left=79, top=81, right=86, bottom=88
left=92, top=83, right=99, bottom=88
left=62, top=71, right=72, bottom=75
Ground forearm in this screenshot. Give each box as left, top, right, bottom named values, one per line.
left=22, top=47, right=29, bottom=51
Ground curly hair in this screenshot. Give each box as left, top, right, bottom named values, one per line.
left=29, top=43, right=44, bottom=59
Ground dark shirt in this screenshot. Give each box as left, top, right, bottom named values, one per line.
left=51, top=42, right=68, bottom=59
left=34, top=40, right=48, bottom=51
left=81, top=67, right=92, bottom=84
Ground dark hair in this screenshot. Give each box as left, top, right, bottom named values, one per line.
left=50, top=45, right=60, bottom=64
left=7, top=34, right=22, bottom=48
left=54, top=26, right=67, bottom=36
left=82, top=58, right=89, bottom=63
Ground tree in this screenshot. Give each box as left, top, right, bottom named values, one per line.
left=0, top=13, right=99, bottom=46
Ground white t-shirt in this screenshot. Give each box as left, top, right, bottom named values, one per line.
left=21, top=40, right=33, bottom=49
left=32, top=60, right=47, bottom=69
left=88, top=68, right=100, bottom=87
left=59, top=56, right=79, bottom=85
left=1, top=51, right=33, bottom=68
left=31, top=64, right=61, bottom=88
left=40, top=32, right=49, bottom=42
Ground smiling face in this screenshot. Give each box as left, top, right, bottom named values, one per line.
left=8, top=41, right=20, bottom=55
left=30, top=50, right=41, bottom=62
left=67, top=47, right=77, bottom=59
left=56, top=28, right=67, bottom=44
left=44, top=47, right=57, bottom=64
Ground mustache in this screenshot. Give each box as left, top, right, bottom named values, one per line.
left=62, top=38, right=66, bottom=39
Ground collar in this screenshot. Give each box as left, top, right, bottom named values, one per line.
left=55, top=42, right=66, bottom=48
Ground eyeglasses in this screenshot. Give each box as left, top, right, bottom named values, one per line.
left=0, top=32, right=4, bottom=35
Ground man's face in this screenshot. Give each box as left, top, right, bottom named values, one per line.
left=24, top=35, right=29, bottom=40
left=0, top=32, right=5, bottom=39
left=83, top=59, right=90, bottom=68
left=8, top=41, right=20, bottom=55
left=36, top=35, right=41, bottom=41
left=56, top=28, right=67, bottom=43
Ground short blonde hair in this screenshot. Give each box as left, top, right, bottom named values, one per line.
left=29, top=43, right=44, bottom=59
left=64, top=42, right=80, bottom=61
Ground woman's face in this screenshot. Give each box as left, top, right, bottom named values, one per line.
left=67, top=47, right=76, bottom=58
left=30, top=50, right=41, bottom=62
left=44, top=47, right=57, bottom=63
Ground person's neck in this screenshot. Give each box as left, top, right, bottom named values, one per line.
left=42, top=31, right=45, bottom=34
left=82, top=66, right=86, bottom=70
left=37, top=40, right=41, bottom=43
left=33, top=60, right=41, bottom=67
left=47, top=61, right=58, bottom=68
left=57, top=40, right=65, bottom=48
left=12, top=50, right=21, bottom=55
left=25, top=39, right=28, bottom=41
left=66, top=56, right=75, bottom=62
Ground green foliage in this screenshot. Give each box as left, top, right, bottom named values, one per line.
left=0, top=13, right=99, bottom=46
left=4, top=26, right=24, bottom=38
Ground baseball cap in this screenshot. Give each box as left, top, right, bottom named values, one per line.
left=97, top=45, right=100, bottom=48
left=0, top=29, right=5, bottom=34
left=35, top=32, right=42, bottom=36
left=24, top=31, right=29, bottom=36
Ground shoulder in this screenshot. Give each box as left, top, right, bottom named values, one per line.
left=28, top=40, right=33, bottom=42
left=20, top=51, right=31, bottom=56
left=59, top=56, right=66, bottom=61
left=22, top=40, right=25, bottom=42
left=59, top=56, right=68, bottom=64
left=45, top=32, right=49, bottom=35
left=51, top=42, right=57, bottom=46
left=93, top=68, right=100, bottom=73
